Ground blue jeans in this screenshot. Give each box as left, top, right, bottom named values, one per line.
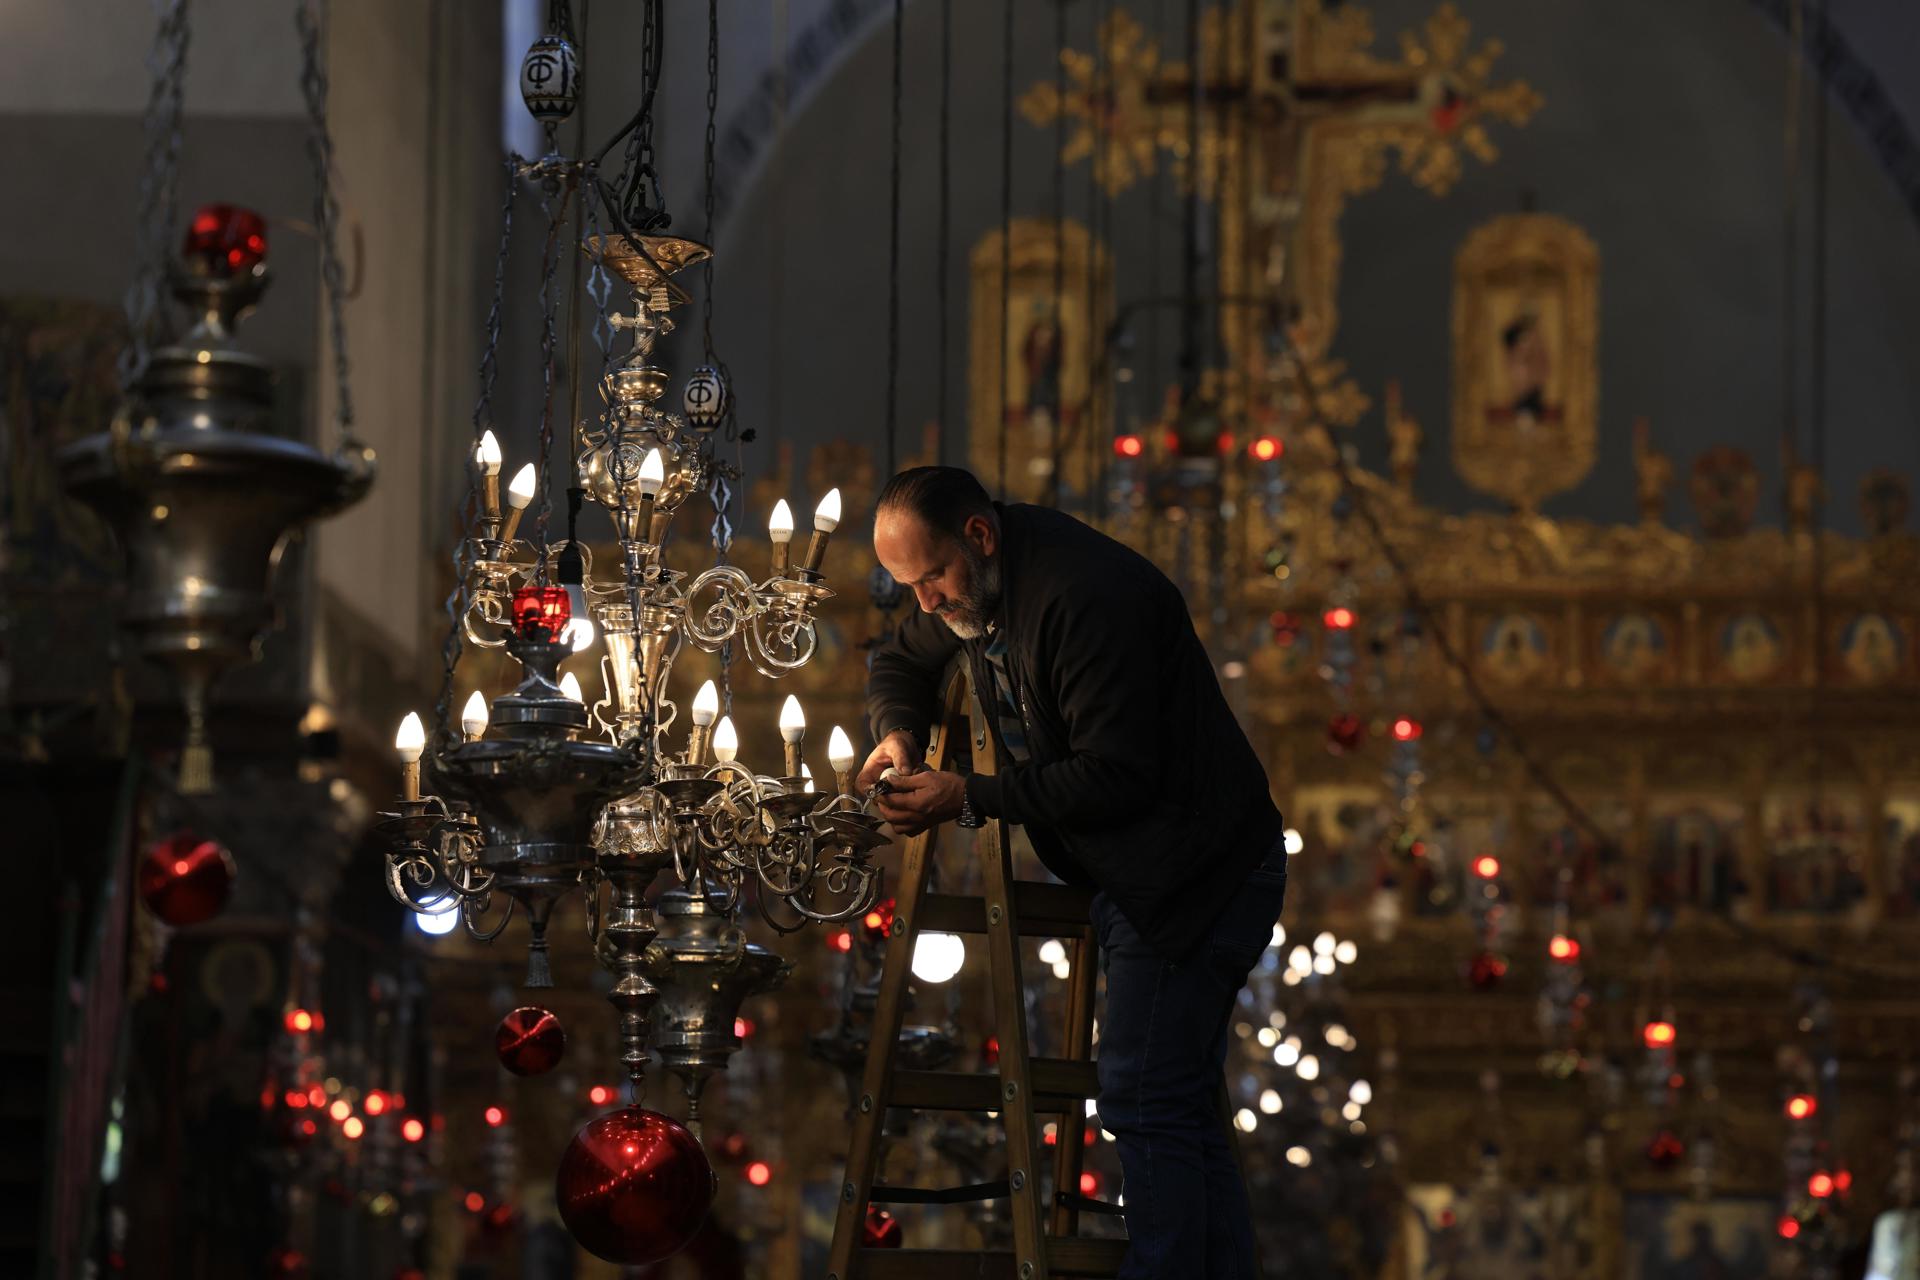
left=1091, top=841, right=1287, bottom=1280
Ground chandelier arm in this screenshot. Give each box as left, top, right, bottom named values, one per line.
left=462, top=892, right=517, bottom=942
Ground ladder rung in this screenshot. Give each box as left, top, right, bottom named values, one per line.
left=917, top=881, right=1096, bottom=936
left=890, top=1058, right=1100, bottom=1111
left=1054, top=1190, right=1126, bottom=1218
left=869, top=1176, right=1009, bottom=1205
left=852, top=1239, right=1128, bottom=1278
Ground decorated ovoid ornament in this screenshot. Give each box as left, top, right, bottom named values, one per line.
left=682, top=365, right=730, bottom=431
left=520, top=34, right=580, bottom=124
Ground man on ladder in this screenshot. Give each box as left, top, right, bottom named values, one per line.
left=857, top=465, right=1289, bottom=1279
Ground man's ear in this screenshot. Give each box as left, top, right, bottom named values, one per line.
left=963, top=512, right=997, bottom=558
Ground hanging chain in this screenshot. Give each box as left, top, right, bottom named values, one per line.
left=997, top=0, right=1014, bottom=497
left=703, top=0, right=720, bottom=362
left=1046, top=0, right=1067, bottom=506
left=435, top=159, right=518, bottom=747
left=295, top=0, right=364, bottom=453
left=120, top=0, right=192, bottom=393
left=935, top=0, right=952, bottom=466
left=1087, top=0, right=1108, bottom=515
left=531, top=178, right=573, bottom=581
left=616, top=0, right=669, bottom=232
left=700, top=0, right=740, bottom=716
left=885, top=0, right=903, bottom=475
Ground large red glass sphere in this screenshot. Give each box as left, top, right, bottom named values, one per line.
left=138, top=833, right=235, bottom=926
left=556, top=1107, right=714, bottom=1265
left=863, top=1205, right=903, bottom=1249
left=185, top=204, right=268, bottom=277
left=495, top=1006, right=566, bottom=1076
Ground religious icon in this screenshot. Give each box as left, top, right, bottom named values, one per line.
left=1839, top=613, right=1903, bottom=684
left=1720, top=613, right=1782, bottom=683
left=1600, top=614, right=1665, bottom=682
left=1478, top=613, right=1549, bottom=685
left=1016, top=304, right=1065, bottom=431
left=1451, top=214, right=1598, bottom=512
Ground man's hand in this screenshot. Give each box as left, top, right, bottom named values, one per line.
left=873, top=769, right=967, bottom=837
left=856, top=728, right=924, bottom=793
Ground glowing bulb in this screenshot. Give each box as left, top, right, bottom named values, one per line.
left=911, top=932, right=966, bottom=984
left=1234, top=1108, right=1258, bottom=1133
left=475, top=430, right=501, bottom=474
left=394, top=712, right=426, bottom=763
left=1350, top=1080, right=1373, bottom=1105
left=778, top=695, right=806, bottom=743
left=801, top=763, right=816, bottom=793
left=827, top=725, right=856, bottom=773
left=1051, top=959, right=1072, bottom=980
left=559, top=672, right=584, bottom=702
left=768, top=499, right=794, bottom=544
left=1283, top=827, right=1304, bottom=856
left=1342, top=1101, right=1362, bottom=1121
left=1256, top=1027, right=1279, bottom=1048
left=813, top=488, right=842, bottom=532
left=1269, top=924, right=1286, bottom=948
left=1297, top=1054, right=1320, bottom=1081
left=1312, top=953, right=1335, bottom=975
left=506, top=463, right=537, bottom=509
left=415, top=902, right=459, bottom=935
left=1274, top=1043, right=1300, bottom=1067
left=1038, top=939, right=1067, bottom=966
left=1335, top=939, right=1358, bottom=965
left=563, top=616, right=595, bottom=651
left=638, top=448, right=665, bottom=496
left=1287, top=1146, right=1311, bottom=1168
left=1259, top=1089, right=1282, bottom=1115
left=1289, top=945, right=1311, bottom=974
left=692, top=680, right=720, bottom=727
left=461, top=691, right=489, bottom=739
left=713, top=716, right=739, bottom=762
left=1314, top=931, right=1335, bottom=956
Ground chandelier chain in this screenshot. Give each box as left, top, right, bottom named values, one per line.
left=997, top=0, right=1014, bottom=497
left=885, top=0, right=903, bottom=475
left=935, top=0, right=951, bottom=466
left=120, top=0, right=192, bottom=393
left=295, top=0, right=362, bottom=452
left=1046, top=0, right=1067, bottom=507
left=435, top=160, right=519, bottom=747
left=532, top=179, right=574, bottom=581
left=702, top=0, right=740, bottom=714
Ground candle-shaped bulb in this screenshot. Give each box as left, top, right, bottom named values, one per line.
left=506, top=463, right=537, bottom=510
left=828, top=725, right=856, bottom=773
left=814, top=488, right=842, bottom=532
left=691, top=680, right=720, bottom=727
left=801, top=763, right=816, bottom=793
left=475, top=430, right=502, bottom=475
left=778, top=695, right=806, bottom=743
left=559, top=671, right=584, bottom=702
left=638, top=447, right=666, bottom=497
left=460, top=691, right=489, bottom=740
left=712, top=715, right=739, bottom=763
left=394, top=712, right=426, bottom=763
left=768, top=500, right=794, bottom=544
left=563, top=615, right=596, bottom=652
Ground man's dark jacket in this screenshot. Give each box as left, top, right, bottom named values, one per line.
left=866, top=503, right=1284, bottom=958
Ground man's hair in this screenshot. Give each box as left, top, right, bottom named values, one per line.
left=874, top=466, right=996, bottom=539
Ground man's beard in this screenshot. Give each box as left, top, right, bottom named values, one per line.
left=935, top=540, right=1003, bottom=639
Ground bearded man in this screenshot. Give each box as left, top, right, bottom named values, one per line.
left=857, top=465, right=1287, bottom=1279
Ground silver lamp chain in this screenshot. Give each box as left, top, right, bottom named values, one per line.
left=294, top=0, right=363, bottom=454
left=120, top=0, right=192, bottom=393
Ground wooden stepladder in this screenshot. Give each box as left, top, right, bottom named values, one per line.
left=825, top=675, right=1125, bottom=1280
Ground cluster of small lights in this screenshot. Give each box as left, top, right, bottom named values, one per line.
left=1038, top=938, right=1073, bottom=981
left=1281, top=930, right=1359, bottom=987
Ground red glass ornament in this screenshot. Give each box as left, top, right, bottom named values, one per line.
left=1644, top=1129, right=1685, bottom=1169
left=139, top=833, right=235, bottom=926
left=1808, top=1171, right=1835, bottom=1198
left=511, top=585, right=570, bottom=641
left=556, top=1107, right=715, bottom=1265
left=713, top=1131, right=751, bottom=1166
left=1777, top=1215, right=1801, bottom=1240
left=862, top=1206, right=903, bottom=1249
left=1326, top=713, right=1365, bottom=755
left=984, top=1036, right=1001, bottom=1067
left=1467, top=950, right=1507, bottom=990
left=184, top=204, right=268, bottom=277
left=744, top=1160, right=772, bottom=1187
left=861, top=897, right=897, bottom=945
left=496, top=1006, right=566, bottom=1076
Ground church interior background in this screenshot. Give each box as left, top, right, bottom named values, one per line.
left=5, top=0, right=1920, bottom=1276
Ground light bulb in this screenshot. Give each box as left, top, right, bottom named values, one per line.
left=813, top=488, right=842, bottom=532
left=1335, top=939, right=1358, bottom=965
left=460, top=691, right=489, bottom=739
left=563, top=615, right=595, bottom=652
left=559, top=672, right=584, bottom=702
left=768, top=499, right=794, bottom=544
left=1037, top=939, right=1067, bottom=966
left=1297, top=1054, right=1320, bottom=1081
left=827, top=726, right=856, bottom=773
left=1350, top=1080, right=1374, bottom=1105
left=692, top=680, right=720, bottom=726
left=1314, top=931, right=1335, bottom=956
left=506, top=463, right=537, bottom=509
left=1283, top=827, right=1304, bottom=856
left=415, top=901, right=460, bottom=936
left=801, top=763, right=815, bottom=793
left=778, top=695, right=806, bottom=743
left=1259, top=1089, right=1282, bottom=1115
left=394, top=712, right=426, bottom=763
left=475, top=430, right=502, bottom=474
left=638, top=448, right=665, bottom=497
left=910, top=932, right=966, bottom=984
left=712, top=716, right=739, bottom=763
